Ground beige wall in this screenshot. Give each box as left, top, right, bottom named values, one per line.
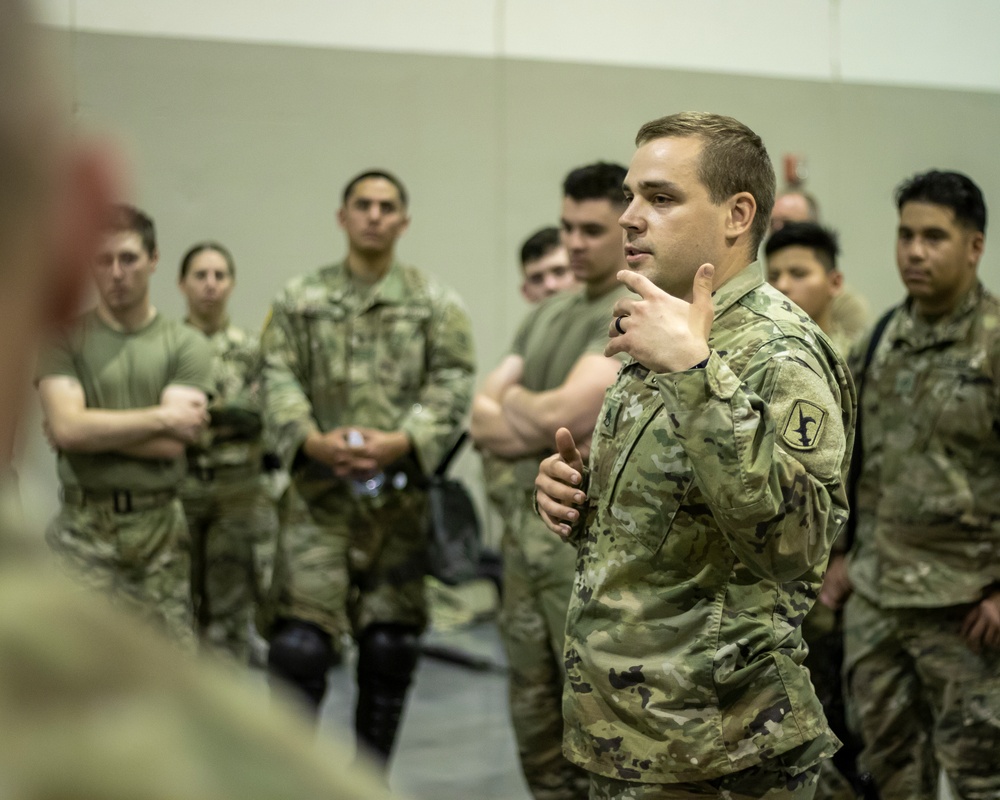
left=20, top=28, right=1000, bottom=537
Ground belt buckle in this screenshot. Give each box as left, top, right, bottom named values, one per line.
left=112, top=490, right=133, bottom=514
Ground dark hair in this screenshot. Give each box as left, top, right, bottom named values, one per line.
left=895, top=170, right=987, bottom=233
left=764, top=221, right=840, bottom=273
left=341, top=169, right=408, bottom=209
left=108, top=203, right=156, bottom=256
left=563, top=162, right=628, bottom=206
left=635, top=111, right=775, bottom=253
left=179, top=241, right=235, bottom=280
left=519, top=226, right=561, bottom=267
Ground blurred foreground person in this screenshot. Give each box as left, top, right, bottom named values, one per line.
left=0, top=3, right=398, bottom=796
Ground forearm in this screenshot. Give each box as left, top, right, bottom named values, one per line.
left=50, top=406, right=171, bottom=453
left=470, top=395, right=535, bottom=457
left=500, top=386, right=555, bottom=449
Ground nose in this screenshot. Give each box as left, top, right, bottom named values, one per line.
left=619, top=199, right=642, bottom=232
left=564, top=229, right=584, bottom=251
left=773, top=273, right=791, bottom=294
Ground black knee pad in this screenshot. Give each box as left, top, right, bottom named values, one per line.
left=267, top=619, right=334, bottom=683
left=357, top=623, right=420, bottom=683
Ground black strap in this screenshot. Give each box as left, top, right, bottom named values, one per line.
left=844, top=305, right=897, bottom=549
left=433, top=431, right=469, bottom=478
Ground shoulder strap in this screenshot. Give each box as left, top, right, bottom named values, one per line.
left=844, top=305, right=897, bottom=549
left=434, top=431, right=469, bottom=477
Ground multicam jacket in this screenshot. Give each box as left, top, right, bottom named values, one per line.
left=260, top=260, right=475, bottom=476
left=847, top=283, right=1000, bottom=608
left=562, top=262, right=856, bottom=782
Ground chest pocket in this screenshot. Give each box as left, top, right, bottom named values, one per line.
left=592, top=382, right=695, bottom=557
left=376, top=306, right=431, bottom=392
left=303, top=306, right=350, bottom=402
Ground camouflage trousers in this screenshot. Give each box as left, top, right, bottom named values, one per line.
left=499, top=493, right=589, bottom=800
left=45, top=497, right=193, bottom=646
left=588, top=739, right=825, bottom=799
left=801, top=603, right=859, bottom=800
left=267, top=479, right=429, bottom=648
left=180, top=471, right=277, bottom=661
left=843, top=592, right=1000, bottom=800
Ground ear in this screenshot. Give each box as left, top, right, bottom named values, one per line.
left=726, top=192, right=756, bottom=241
left=829, top=269, right=844, bottom=296
left=337, top=205, right=348, bottom=230
left=968, top=230, right=985, bottom=266
left=48, top=141, right=122, bottom=330
left=519, top=281, right=531, bottom=301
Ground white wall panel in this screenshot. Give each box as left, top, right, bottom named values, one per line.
left=839, top=0, right=1000, bottom=92
left=38, top=0, right=498, bottom=56
left=33, top=1, right=1000, bottom=94
left=502, top=0, right=834, bottom=81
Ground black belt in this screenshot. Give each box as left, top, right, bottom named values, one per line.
left=187, top=462, right=259, bottom=483
left=60, top=486, right=177, bottom=514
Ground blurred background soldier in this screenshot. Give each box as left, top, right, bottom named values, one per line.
left=471, top=163, right=629, bottom=800
left=178, top=241, right=278, bottom=662
left=38, top=203, right=213, bottom=644
left=261, top=169, right=475, bottom=766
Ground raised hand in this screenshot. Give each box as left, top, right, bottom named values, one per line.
left=606, top=263, right=715, bottom=373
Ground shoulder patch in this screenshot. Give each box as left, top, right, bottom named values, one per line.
left=781, top=399, right=827, bottom=451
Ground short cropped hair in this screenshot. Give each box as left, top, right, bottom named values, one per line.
left=179, top=241, right=236, bottom=280
left=895, top=170, right=987, bottom=233
left=764, top=221, right=840, bottom=273
left=563, top=162, right=628, bottom=207
left=635, top=111, right=776, bottom=253
left=108, top=204, right=157, bottom=256
left=519, top=226, right=561, bottom=267
left=341, top=170, right=409, bottom=209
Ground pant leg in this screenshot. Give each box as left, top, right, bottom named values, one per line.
left=272, top=481, right=351, bottom=644
left=46, top=500, right=194, bottom=647
left=500, top=501, right=589, bottom=800
left=843, top=593, right=937, bottom=800
left=897, top=606, right=1000, bottom=800
left=199, top=480, right=274, bottom=661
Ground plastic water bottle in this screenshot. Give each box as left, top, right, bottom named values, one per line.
left=347, top=429, right=385, bottom=497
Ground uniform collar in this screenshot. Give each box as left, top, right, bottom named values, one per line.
left=894, top=281, right=984, bottom=347
left=329, top=259, right=406, bottom=310
left=710, top=260, right=764, bottom=319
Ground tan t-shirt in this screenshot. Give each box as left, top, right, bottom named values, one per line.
left=40, top=310, right=214, bottom=493
left=508, top=283, right=631, bottom=486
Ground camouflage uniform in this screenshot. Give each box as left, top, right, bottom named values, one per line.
left=181, top=319, right=277, bottom=661
left=844, top=284, right=1000, bottom=800
left=41, top=310, right=214, bottom=645
left=497, top=285, right=631, bottom=800
left=261, top=260, right=475, bottom=643
left=0, top=496, right=399, bottom=800
left=561, top=262, right=855, bottom=794
left=802, top=318, right=866, bottom=800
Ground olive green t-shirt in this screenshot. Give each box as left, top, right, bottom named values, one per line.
left=508, top=283, right=631, bottom=486
left=40, top=310, right=214, bottom=493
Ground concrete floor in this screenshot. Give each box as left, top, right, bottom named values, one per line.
left=315, top=621, right=532, bottom=800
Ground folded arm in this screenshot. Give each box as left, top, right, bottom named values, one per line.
left=39, top=376, right=208, bottom=459
left=501, top=353, right=620, bottom=452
